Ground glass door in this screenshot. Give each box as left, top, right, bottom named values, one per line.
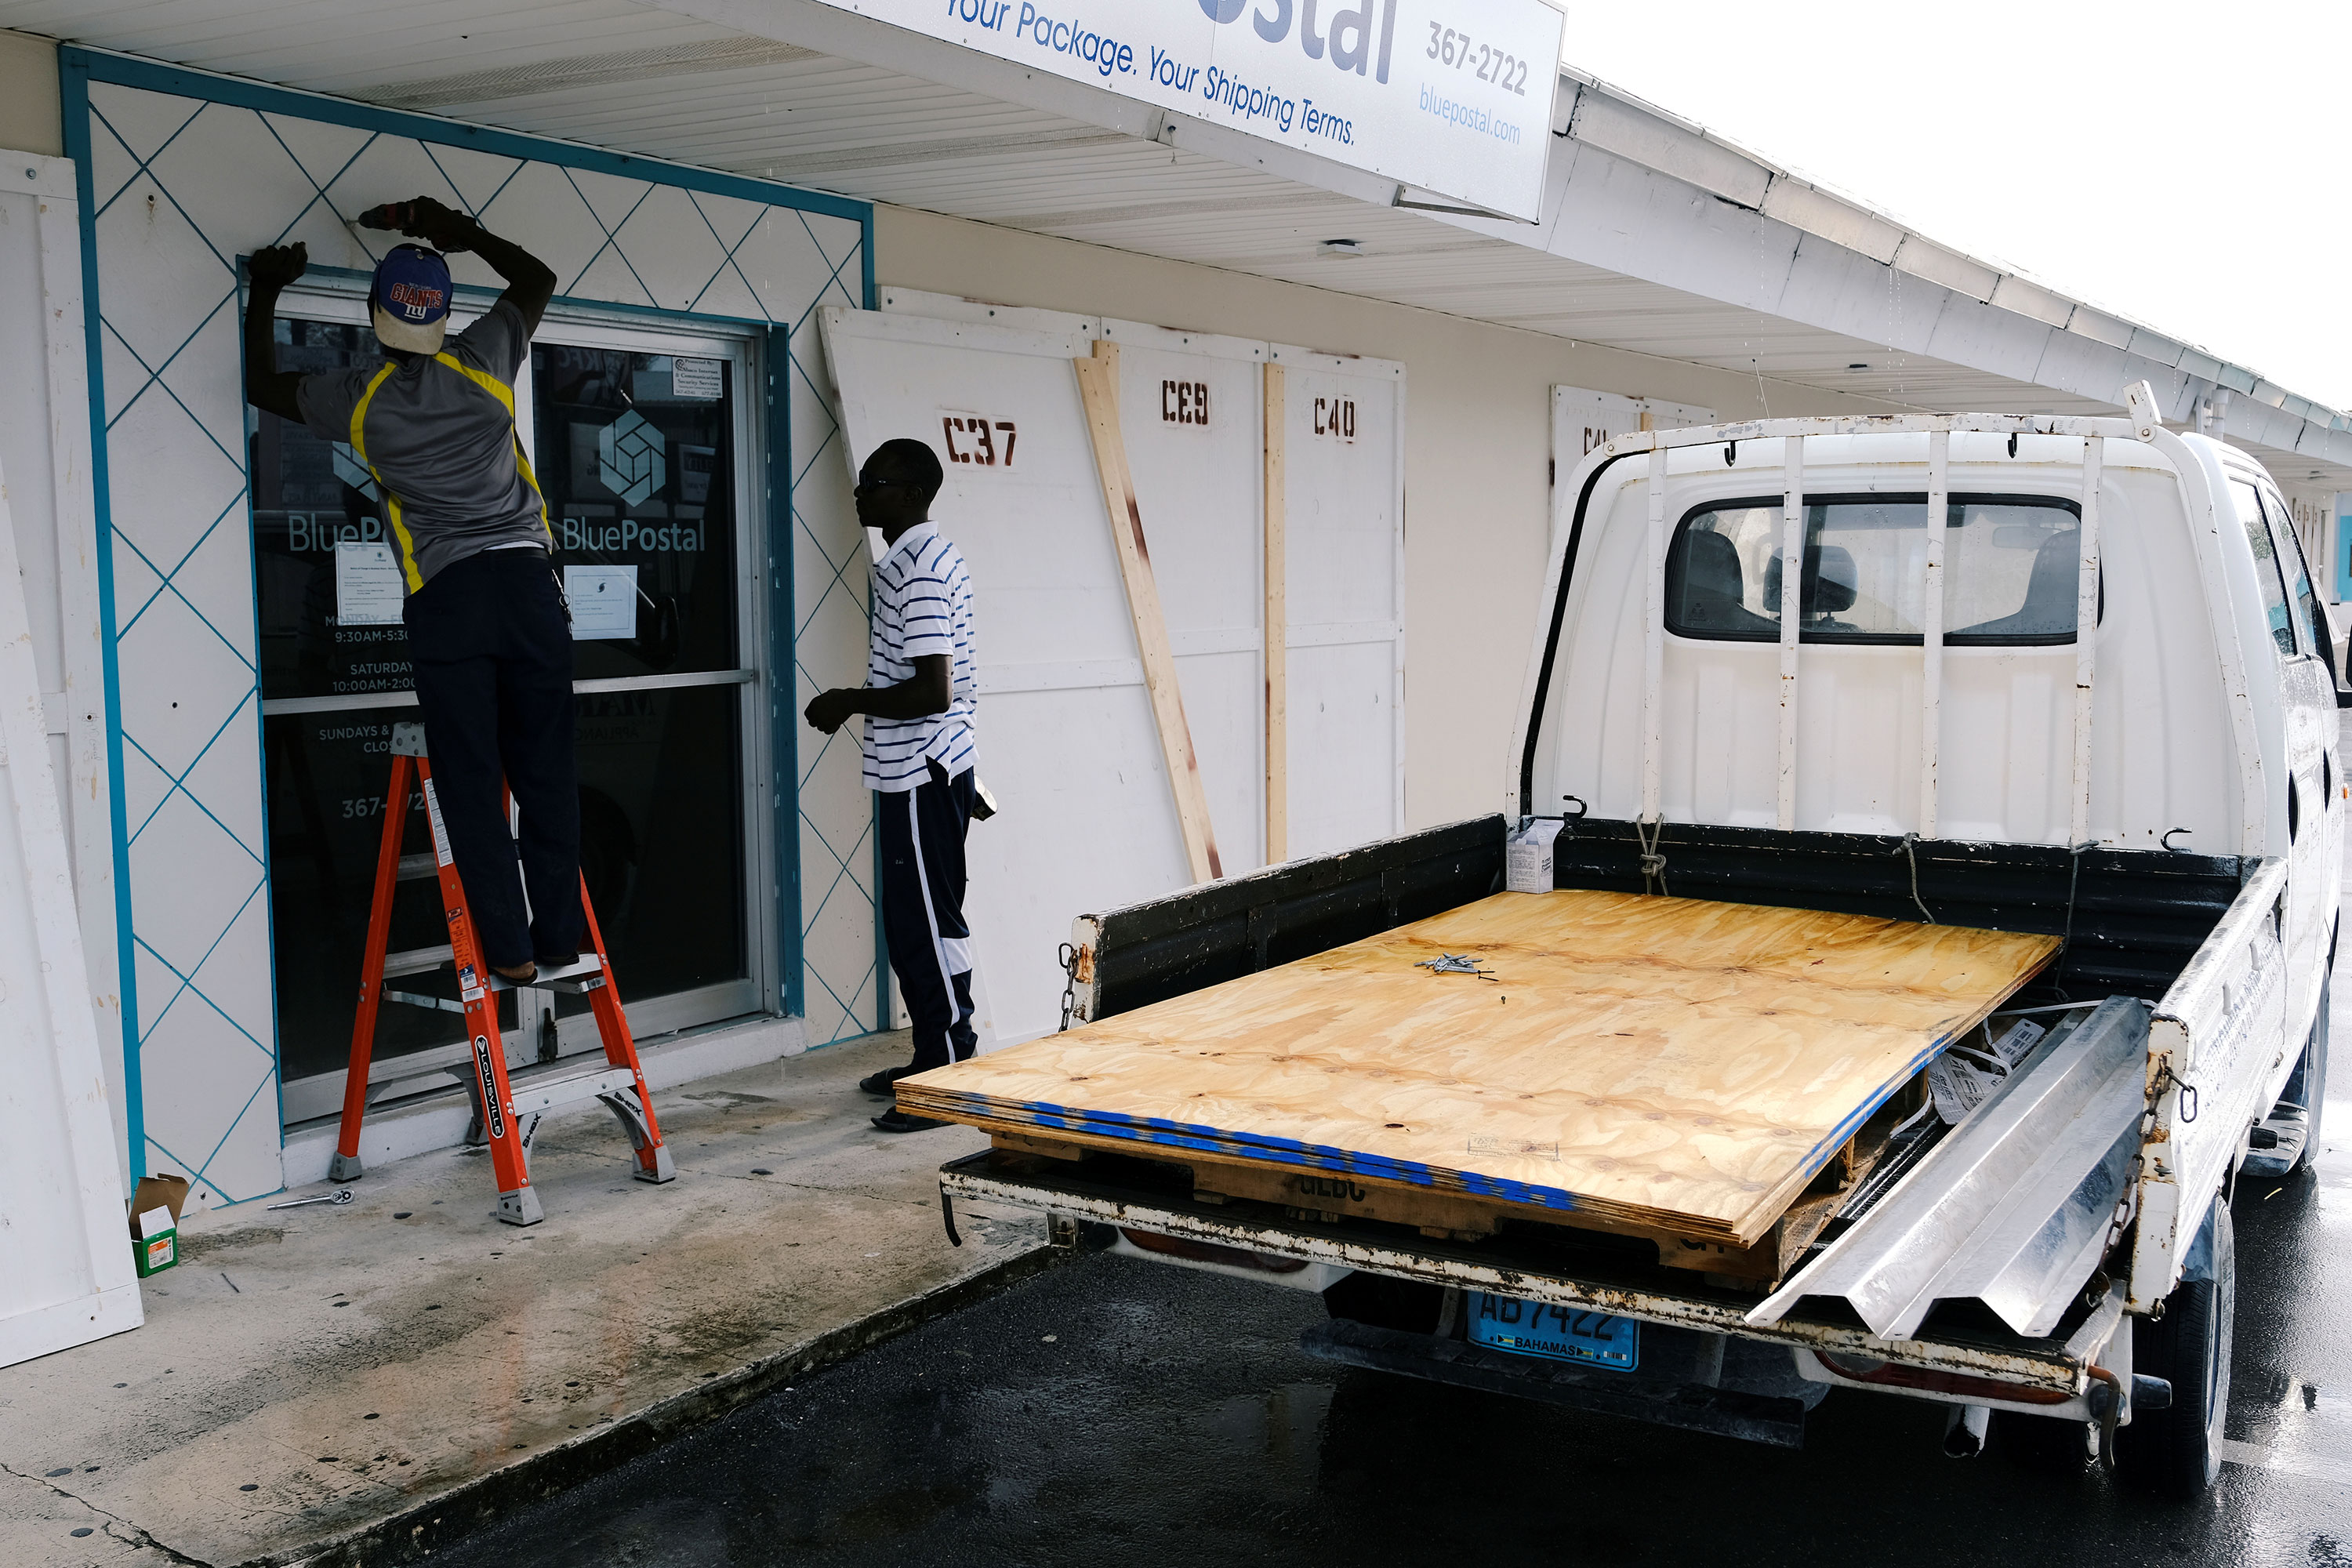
left=523, top=321, right=768, bottom=1065
left=256, top=285, right=771, bottom=1123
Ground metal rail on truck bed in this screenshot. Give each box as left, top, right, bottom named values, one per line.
left=1066, top=815, right=2252, bottom=1025
left=1066, top=815, right=1505, bottom=1025
left=1551, top=817, right=2252, bottom=1005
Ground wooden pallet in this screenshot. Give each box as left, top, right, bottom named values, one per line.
left=985, top=1102, right=1904, bottom=1287
left=904, top=889, right=2056, bottom=1250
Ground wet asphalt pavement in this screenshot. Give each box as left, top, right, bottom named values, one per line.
left=435, top=1092, right=2350, bottom=1568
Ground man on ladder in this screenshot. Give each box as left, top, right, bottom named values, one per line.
left=245, top=199, right=576, bottom=986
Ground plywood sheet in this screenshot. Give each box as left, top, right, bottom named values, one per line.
left=900, top=891, right=2058, bottom=1246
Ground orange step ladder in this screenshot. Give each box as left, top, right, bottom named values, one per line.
left=328, top=720, right=673, bottom=1224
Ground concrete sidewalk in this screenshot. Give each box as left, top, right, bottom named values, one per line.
left=0, top=1031, right=1045, bottom=1568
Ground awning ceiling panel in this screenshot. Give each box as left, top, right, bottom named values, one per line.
left=9, top=0, right=2346, bottom=485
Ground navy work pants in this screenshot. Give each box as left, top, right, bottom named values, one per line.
left=879, top=760, right=979, bottom=1070
left=403, top=549, right=585, bottom=971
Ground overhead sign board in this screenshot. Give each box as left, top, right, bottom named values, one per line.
left=815, top=0, right=1566, bottom=220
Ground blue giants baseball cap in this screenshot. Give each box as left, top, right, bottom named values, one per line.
left=369, top=243, right=452, bottom=353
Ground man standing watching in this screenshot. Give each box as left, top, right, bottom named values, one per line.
left=244, top=198, right=575, bottom=986
left=804, top=440, right=980, bottom=1133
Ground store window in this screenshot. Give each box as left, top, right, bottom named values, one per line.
left=254, top=296, right=768, bottom=1118
left=1666, top=495, right=2087, bottom=644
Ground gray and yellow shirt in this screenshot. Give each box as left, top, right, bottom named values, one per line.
left=296, top=299, right=551, bottom=592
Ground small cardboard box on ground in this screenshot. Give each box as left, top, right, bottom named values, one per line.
left=129, top=1173, right=190, bottom=1278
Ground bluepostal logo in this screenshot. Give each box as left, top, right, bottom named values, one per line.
left=597, top=409, right=666, bottom=506
left=1199, top=0, right=1400, bottom=82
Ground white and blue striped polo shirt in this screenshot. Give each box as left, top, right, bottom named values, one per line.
left=862, top=522, right=977, bottom=792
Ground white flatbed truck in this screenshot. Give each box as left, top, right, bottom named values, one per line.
left=936, top=383, right=2337, bottom=1496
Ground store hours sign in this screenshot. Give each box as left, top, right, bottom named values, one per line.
left=818, top=0, right=1566, bottom=220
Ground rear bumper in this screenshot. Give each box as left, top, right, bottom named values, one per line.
left=942, top=1150, right=2118, bottom=1405
left=1301, top=1318, right=1810, bottom=1447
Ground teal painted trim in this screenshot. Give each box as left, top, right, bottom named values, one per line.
left=231, top=257, right=288, bottom=1194
left=281, top=260, right=779, bottom=336
left=862, top=249, right=886, bottom=1034
left=60, top=53, right=145, bottom=1179
left=62, top=46, right=872, bottom=228
left=770, top=326, right=804, bottom=1020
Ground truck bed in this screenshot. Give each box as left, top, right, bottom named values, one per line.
left=933, top=815, right=2254, bottom=1283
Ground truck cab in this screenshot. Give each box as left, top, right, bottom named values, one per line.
left=938, top=383, right=2336, bottom=1496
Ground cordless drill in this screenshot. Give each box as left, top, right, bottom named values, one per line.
left=355, top=201, right=477, bottom=248
left=355, top=200, right=419, bottom=233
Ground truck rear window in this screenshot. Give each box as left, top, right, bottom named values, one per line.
left=1665, top=493, right=2086, bottom=645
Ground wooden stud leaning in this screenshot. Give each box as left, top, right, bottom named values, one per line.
left=1263, top=361, right=1288, bottom=865
left=1075, top=340, right=1224, bottom=882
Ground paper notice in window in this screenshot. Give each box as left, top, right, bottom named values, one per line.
left=334, top=541, right=405, bottom=626
left=565, top=564, right=637, bottom=640
left=671, top=357, right=722, bottom=399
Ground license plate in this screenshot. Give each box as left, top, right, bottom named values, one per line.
left=1467, top=1291, right=1639, bottom=1371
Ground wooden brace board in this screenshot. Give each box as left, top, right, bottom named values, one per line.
left=902, top=891, right=2059, bottom=1247
left=1074, top=341, right=1223, bottom=883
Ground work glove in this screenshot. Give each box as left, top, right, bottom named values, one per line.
left=248, top=241, right=309, bottom=289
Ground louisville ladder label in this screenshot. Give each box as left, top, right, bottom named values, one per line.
left=473, top=1033, right=507, bottom=1139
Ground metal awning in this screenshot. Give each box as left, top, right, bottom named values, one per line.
left=11, top=0, right=2349, bottom=489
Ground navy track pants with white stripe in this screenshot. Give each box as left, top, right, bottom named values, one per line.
left=878, top=760, right=978, bottom=1070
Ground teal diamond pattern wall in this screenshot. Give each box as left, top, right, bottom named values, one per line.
left=72, top=65, right=874, bottom=1211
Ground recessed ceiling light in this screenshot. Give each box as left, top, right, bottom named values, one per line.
left=1319, top=238, right=1365, bottom=256
left=1848, top=363, right=1869, bottom=370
